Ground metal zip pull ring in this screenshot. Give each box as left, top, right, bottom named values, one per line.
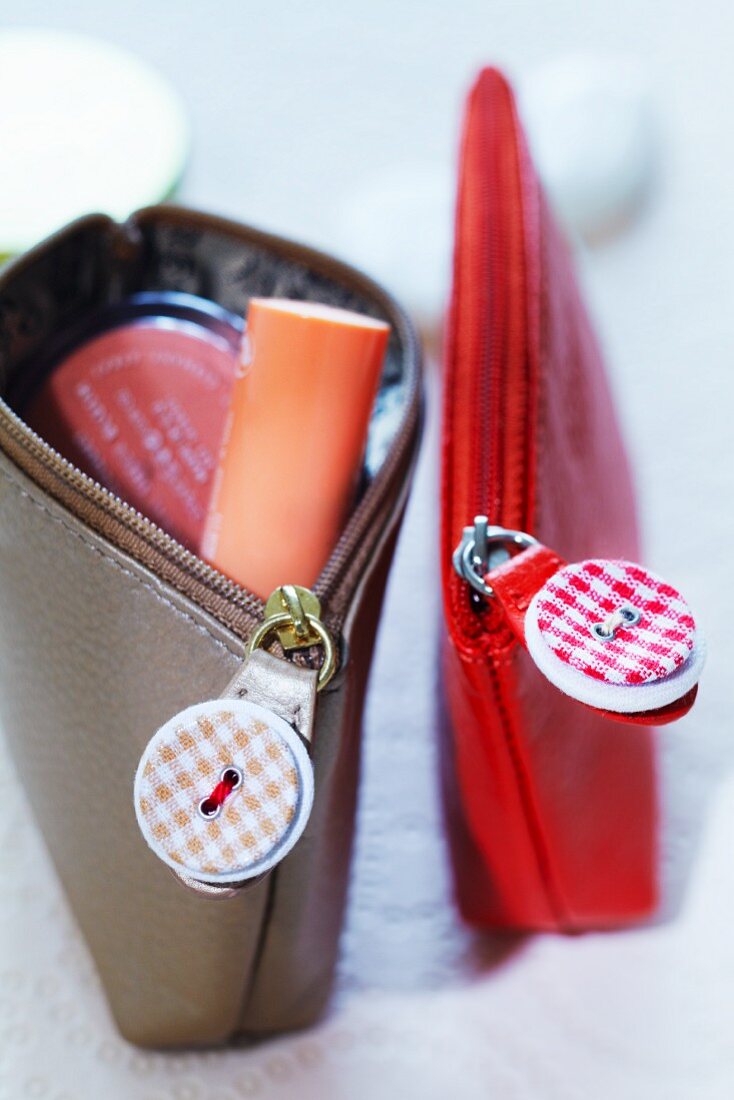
left=247, top=585, right=337, bottom=691
left=453, top=515, right=539, bottom=599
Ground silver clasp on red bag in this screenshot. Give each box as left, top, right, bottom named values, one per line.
left=453, top=516, right=538, bottom=598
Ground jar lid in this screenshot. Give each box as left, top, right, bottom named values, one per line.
left=0, top=28, right=189, bottom=258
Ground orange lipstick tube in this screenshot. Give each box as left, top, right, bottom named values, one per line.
left=201, top=298, right=389, bottom=597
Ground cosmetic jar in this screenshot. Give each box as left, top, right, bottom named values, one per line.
left=21, top=292, right=242, bottom=550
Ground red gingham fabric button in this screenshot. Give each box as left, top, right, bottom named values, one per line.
left=525, top=559, right=705, bottom=713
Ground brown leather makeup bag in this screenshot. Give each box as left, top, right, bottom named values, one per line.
left=0, top=206, right=422, bottom=1046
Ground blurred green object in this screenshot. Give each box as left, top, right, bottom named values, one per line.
left=0, top=27, right=189, bottom=259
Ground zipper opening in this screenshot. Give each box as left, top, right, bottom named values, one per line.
left=0, top=233, right=421, bottom=643
left=0, top=373, right=419, bottom=639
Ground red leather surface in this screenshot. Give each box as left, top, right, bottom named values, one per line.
left=487, top=545, right=566, bottom=641
left=589, top=685, right=697, bottom=726
left=440, top=68, right=657, bottom=930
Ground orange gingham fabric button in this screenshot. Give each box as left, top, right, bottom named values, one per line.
left=134, top=699, right=314, bottom=884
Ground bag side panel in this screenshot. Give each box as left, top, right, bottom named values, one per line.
left=0, top=454, right=268, bottom=1046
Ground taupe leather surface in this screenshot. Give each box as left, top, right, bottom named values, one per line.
left=0, top=452, right=266, bottom=1045
left=0, top=449, right=410, bottom=1044
left=0, top=209, right=421, bottom=1047
left=225, top=649, right=318, bottom=742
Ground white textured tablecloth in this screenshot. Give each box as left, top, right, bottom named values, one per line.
left=1, top=2, right=733, bottom=1096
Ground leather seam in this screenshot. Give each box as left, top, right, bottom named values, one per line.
left=0, top=466, right=242, bottom=659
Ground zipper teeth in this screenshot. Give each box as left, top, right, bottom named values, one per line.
left=0, top=340, right=420, bottom=639
left=475, top=83, right=505, bottom=522
left=315, top=377, right=420, bottom=601
left=0, top=398, right=261, bottom=601
left=443, top=72, right=532, bottom=648
left=474, top=77, right=532, bottom=532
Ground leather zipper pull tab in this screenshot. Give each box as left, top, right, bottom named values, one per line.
left=453, top=520, right=705, bottom=726
left=133, top=586, right=335, bottom=895
left=222, top=647, right=317, bottom=743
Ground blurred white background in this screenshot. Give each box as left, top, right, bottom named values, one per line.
left=1, top=2, right=733, bottom=1098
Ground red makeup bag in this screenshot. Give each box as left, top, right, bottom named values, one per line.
left=440, top=67, right=660, bottom=930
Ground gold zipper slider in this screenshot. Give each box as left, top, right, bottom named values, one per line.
left=247, top=585, right=336, bottom=691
